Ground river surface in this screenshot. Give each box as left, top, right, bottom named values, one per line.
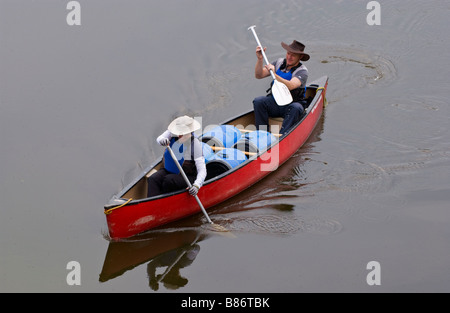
left=1, top=0, right=450, bottom=293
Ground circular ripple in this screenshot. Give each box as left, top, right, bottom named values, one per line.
left=339, top=159, right=391, bottom=194
left=311, top=43, right=398, bottom=102
left=301, top=217, right=343, bottom=235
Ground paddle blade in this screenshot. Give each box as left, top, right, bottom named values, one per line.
left=211, top=223, right=237, bottom=238
left=272, top=80, right=293, bottom=106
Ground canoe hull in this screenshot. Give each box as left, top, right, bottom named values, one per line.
left=105, top=77, right=328, bottom=239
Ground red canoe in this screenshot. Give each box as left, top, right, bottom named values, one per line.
left=104, top=76, right=328, bottom=239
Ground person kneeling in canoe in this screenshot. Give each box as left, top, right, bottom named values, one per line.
left=253, top=40, right=310, bottom=134
left=147, top=116, right=206, bottom=197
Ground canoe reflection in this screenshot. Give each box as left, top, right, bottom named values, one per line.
left=147, top=234, right=200, bottom=291
left=99, top=229, right=208, bottom=290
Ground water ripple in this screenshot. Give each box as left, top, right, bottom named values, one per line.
left=312, top=43, right=398, bottom=102
left=213, top=213, right=342, bottom=236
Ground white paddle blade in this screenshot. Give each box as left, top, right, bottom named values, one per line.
left=272, top=80, right=293, bottom=106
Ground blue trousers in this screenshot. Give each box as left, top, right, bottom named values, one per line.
left=253, top=96, right=304, bottom=134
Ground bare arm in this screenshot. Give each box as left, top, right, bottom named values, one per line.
left=254, top=46, right=271, bottom=79
left=264, top=63, right=303, bottom=90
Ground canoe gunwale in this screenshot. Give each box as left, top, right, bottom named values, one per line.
left=104, top=76, right=328, bottom=238
left=106, top=77, right=327, bottom=208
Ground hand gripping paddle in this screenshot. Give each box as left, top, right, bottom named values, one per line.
left=248, top=25, right=293, bottom=106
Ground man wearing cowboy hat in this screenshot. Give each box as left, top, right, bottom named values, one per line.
left=147, top=116, right=206, bottom=197
left=253, top=40, right=310, bottom=134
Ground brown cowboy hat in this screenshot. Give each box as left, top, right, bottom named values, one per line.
left=281, top=40, right=310, bottom=61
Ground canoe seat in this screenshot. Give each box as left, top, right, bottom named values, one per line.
left=269, top=117, right=283, bottom=135
left=269, top=117, right=284, bottom=122
left=145, top=169, right=157, bottom=178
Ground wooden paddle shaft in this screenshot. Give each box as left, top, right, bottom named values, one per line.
left=210, top=145, right=257, bottom=156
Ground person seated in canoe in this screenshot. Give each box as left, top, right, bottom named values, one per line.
left=253, top=40, right=310, bottom=134
left=147, top=116, right=206, bottom=197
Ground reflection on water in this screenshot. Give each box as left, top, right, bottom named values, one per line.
left=2, top=0, right=449, bottom=292
left=100, top=229, right=208, bottom=291
left=99, top=109, right=330, bottom=289
left=147, top=234, right=201, bottom=291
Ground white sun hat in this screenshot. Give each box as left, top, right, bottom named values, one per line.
left=168, top=115, right=201, bottom=136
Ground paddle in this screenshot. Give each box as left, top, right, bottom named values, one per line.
left=156, top=233, right=201, bottom=284
left=248, top=25, right=293, bottom=106
left=166, top=145, right=229, bottom=233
